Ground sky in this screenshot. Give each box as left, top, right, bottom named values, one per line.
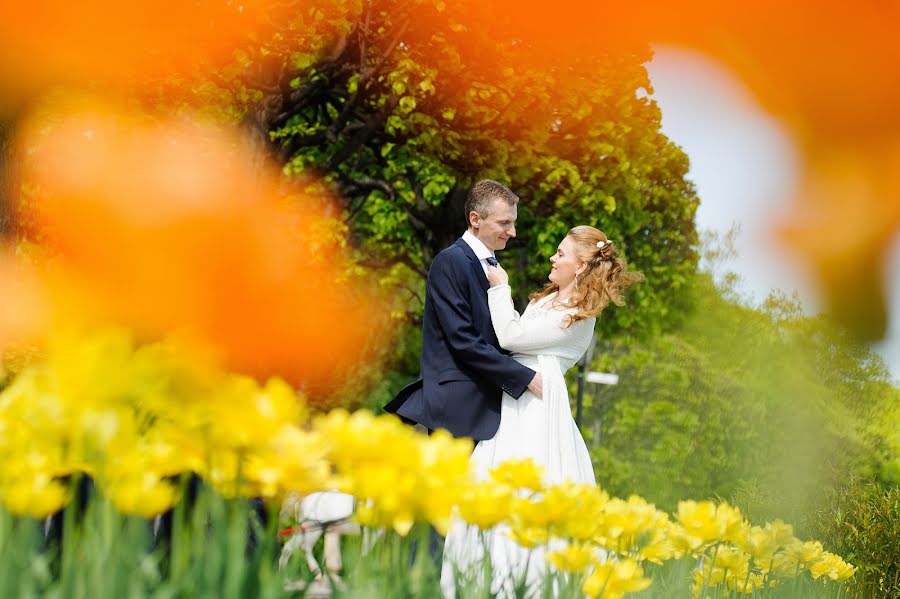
left=646, top=45, right=900, bottom=382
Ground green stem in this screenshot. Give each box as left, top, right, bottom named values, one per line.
left=698, top=543, right=720, bottom=599
left=740, top=557, right=754, bottom=596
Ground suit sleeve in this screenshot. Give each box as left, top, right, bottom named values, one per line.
left=427, top=252, right=535, bottom=399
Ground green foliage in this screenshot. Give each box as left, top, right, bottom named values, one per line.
left=0, top=480, right=288, bottom=598
left=806, top=478, right=900, bottom=599
left=731, top=476, right=900, bottom=599
left=585, top=270, right=897, bottom=514
left=211, top=0, right=699, bottom=341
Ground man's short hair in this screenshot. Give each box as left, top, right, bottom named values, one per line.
left=464, top=179, right=519, bottom=226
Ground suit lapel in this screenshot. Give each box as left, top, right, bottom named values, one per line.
left=455, top=238, right=490, bottom=292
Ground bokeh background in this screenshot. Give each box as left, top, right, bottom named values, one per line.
left=0, top=1, right=897, bottom=596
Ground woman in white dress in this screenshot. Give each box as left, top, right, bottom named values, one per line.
left=441, top=225, right=644, bottom=598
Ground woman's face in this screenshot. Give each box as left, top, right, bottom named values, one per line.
left=548, top=235, right=585, bottom=288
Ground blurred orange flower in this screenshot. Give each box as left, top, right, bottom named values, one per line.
left=0, top=1, right=268, bottom=94
left=0, top=251, right=48, bottom=350
left=467, top=0, right=900, bottom=339
left=10, top=96, right=388, bottom=395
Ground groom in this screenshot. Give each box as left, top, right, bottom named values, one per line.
left=385, top=179, right=542, bottom=441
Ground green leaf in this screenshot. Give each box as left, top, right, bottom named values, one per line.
left=399, top=96, right=417, bottom=113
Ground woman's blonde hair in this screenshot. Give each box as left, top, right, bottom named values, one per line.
left=529, top=225, right=645, bottom=326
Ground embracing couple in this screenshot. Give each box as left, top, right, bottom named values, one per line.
left=385, top=179, right=643, bottom=596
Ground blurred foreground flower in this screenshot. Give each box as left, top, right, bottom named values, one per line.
left=0, top=326, right=335, bottom=517
left=6, top=96, right=389, bottom=397
left=0, top=0, right=303, bottom=96
left=316, top=409, right=473, bottom=535
left=0, top=326, right=858, bottom=597
left=450, top=0, right=900, bottom=340
left=582, top=558, right=651, bottom=599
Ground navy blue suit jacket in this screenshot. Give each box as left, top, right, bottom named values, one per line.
left=384, top=238, right=535, bottom=440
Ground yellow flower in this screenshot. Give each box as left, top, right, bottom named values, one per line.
left=104, top=472, right=177, bottom=518
left=738, top=525, right=781, bottom=565
left=489, top=458, right=544, bottom=492
left=418, top=429, right=473, bottom=533
left=727, top=571, right=765, bottom=594
left=713, top=544, right=751, bottom=578
left=668, top=521, right=706, bottom=555
left=315, top=410, right=475, bottom=536
left=690, top=563, right=726, bottom=598
left=206, top=375, right=304, bottom=450
left=510, top=495, right=553, bottom=530
left=676, top=500, right=747, bottom=547
left=583, top=558, right=652, bottom=599
left=638, top=520, right=683, bottom=564
left=557, top=484, right=609, bottom=541
left=509, top=481, right=604, bottom=540
left=265, top=426, right=332, bottom=495
left=0, top=472, right=68, bottom=518
left=765, top=519, right=795, bottom=547
left=457, top=481, right=514, bottom=530
left=772, top=538, right=826, bottom=577
left=716, top=503, right=748, bottom=543
left=598, top=495, right=668, bottom=555
left=546, top=543, right=598, bottom=573
left=354, top=501, right=415, bottom=536
left=507, top=525, right=548, bottom=549
left=809, top=552, right=857, bottom=581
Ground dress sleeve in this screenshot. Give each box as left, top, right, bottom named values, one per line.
left=487, top=284, right=587, bottom=353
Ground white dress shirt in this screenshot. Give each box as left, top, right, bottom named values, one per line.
left=462, top=230, right=496, bottom=276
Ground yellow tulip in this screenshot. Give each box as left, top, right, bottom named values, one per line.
left=546, top=542, right=597, bottom=573
left=676, top=500, right=747, bottom=546
left=103, top=472, right=177, bottom=518
left=0, top=473, right=68, bottom=518
left=599, top=495, right=668, bottom=554
left=809, top=552, right=857, bottom=581
left=583, top=558, right=652, bottom=599
left=489, top=458, right=544, bottom=492
left=506, top=525, right=548, bottom=549
left=457, top=482, right=514, bottom=530
left=690, top=563, right=726, bottom=598
left=713, top=544, right=751, bottom=578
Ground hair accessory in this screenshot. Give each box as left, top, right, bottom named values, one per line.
left=596, top=240, right=606, bottom=249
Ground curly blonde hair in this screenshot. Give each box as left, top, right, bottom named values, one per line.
left=529, top=226, right=645, bottom=326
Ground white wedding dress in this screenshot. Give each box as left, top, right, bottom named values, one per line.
left=440, top=284, right=597, bottom=598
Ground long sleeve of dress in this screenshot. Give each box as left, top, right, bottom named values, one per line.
left=487, top=285, right=594, bottom=359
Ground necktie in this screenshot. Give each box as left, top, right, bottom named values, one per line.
left=486, top=257, right=499, bottom=267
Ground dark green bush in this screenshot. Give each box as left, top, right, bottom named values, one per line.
left=805, top=478, right=900, bottom=599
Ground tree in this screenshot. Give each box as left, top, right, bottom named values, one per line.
left=202, top=0, right=699, bottom=340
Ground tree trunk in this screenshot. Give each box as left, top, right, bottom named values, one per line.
left=0, top=115, right=19, bottom=240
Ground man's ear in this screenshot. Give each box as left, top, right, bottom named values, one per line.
left=468, top=211, right=480, bottom=229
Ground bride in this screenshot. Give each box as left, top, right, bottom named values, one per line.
left=440, top=225, right=644, bottom=598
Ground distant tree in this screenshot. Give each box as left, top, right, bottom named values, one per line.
left=195, top=0, right=699, bottom=339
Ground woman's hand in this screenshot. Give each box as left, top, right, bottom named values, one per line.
left=486, top=263, right=509, bottom=287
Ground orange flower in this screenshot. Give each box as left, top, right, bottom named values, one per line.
left=425, top=0, right=900, bottom=340
left=0, top=0, right=281, bottom=91
left=0, top=252, right=48, bottom=349
left=14, top=97, right=390, bottom=397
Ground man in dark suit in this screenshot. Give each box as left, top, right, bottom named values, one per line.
left=385, top=179, right=543, bottom=441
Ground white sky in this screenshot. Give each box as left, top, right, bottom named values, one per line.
left=646, top=45, right=900, bottom=382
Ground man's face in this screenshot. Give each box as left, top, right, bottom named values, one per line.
left=470, top=197, right=517, bottom=252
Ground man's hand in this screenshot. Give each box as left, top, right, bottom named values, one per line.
left=486, top=264, right=509, bottom=287
left=527, top=372, right=543, bottom=399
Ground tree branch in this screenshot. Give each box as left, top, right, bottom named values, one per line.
left=357, top=254, right=428, bottom=279
left=326, top=96, right=398, bottom=170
